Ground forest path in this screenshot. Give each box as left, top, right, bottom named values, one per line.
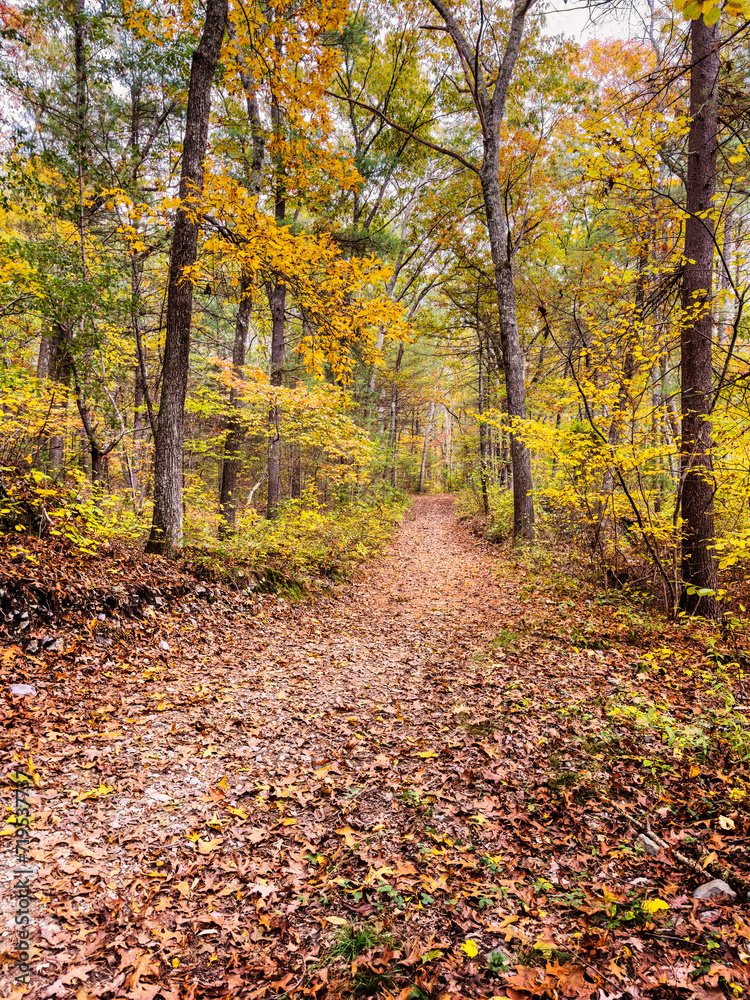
left=273, top=493, right=523, bottom=718
left=4, top=496, right=739, bottom=999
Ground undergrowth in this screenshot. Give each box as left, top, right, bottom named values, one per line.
left=0, top=467, right=409, bottom=596
left=187, top=486, right=409, bottom=585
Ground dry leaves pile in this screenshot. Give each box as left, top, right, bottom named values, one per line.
left=1, top=496, right=748, bottom=999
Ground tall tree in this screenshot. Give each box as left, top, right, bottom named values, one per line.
left=265, top=45, right=287, bottom=519
left=218, top=18, right=266, bottom=533
left=678, top=14, right=720, bottom=618
left=145, top=0, right=229, bottom=556
left=422, top=0, right=537, bottom=538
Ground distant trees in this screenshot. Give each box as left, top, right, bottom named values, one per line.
left=2, top=0, right=750, bottom=620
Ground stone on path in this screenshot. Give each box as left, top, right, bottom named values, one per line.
left=9, top=683, right=36, bottom=697
left=693, top=879, right=736, bottom=901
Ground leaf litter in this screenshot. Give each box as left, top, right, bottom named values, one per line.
left=1, top=495, right=748, bottom=999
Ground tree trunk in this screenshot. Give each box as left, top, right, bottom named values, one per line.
left=418, top=401, right=435, bottom=494
left=266, top=278, right=286, bottom=517
left=145, top=0, right=228, bottom=556
left=37, top=335, right=57, bottom=380
left=428, top=0, right=536, bottom=541
left=132, top=255, right=157, bottom=438
left=483, top=196, right=534, bottom=539
left=266, top=56, right=286, bottom=520
left=679, top=16, right=720, bottom=619
left=478, top=335, right=489, bottom=514
left=388, top=341, right=404, bottom=486
left=219, top=19, right=265, bottom=531
left=37, top=326, right=68, bottom=473
left=47, top=323, right=72, bottom=475
left=290, top=443, right=301, bottom=498
left=219, top=290, right=252, bottom=533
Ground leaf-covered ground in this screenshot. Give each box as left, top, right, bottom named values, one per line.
left=1, top=495, right=749, bottom=999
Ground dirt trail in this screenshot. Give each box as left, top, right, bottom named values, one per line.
left=2, top=496, right=746, bottom=999
left=279, top=494, right=519, bottom=714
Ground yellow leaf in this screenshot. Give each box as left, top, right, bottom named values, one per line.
left=719, top=815, right=736, bottom=831
left=171, top=958, right=181, bottom=968
left=335, top=826, right=360, bottom=848
left=218, top=775, right=228, bottom=792
left=461, top=940, right=478, bottom=958
left=642, top=899, right=668, bottom=914
left=282, top=817, right=297, bottom=826
left=73, top=783, right=114, bottom=803
left=325, top=915, right=349, bottom=926
left=689, top=764, right=700, bottom=778
left=418, top=751, right=438, bottom=758
left=196, top=837, right=222, bottom=854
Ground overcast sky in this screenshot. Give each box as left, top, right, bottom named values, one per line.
left=543, top=0, right=639, bottom=40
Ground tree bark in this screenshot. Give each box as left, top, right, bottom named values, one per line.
left=418, top=401, right=435, bottom=494
left=478, top=334, right=489, bottom=514
left=266, top=51, right=286, bottom=520
left=266, top=278, right=286, bottom=517
left=145, top=0, right=228, bottom=556
left=290, top=443, right=301, bottom=498
left=219, top=290, right=252, bottom=532
left=485, top=209, right=534, bottom=539
left=46, top=323, right=72, bottom=475
left=218, top=27, right=264, bottom=531
left=388, top=341, right=405, bottom=486
left=428, top=0, right=535, bottom=540
left=679, top=16, right=720, bottom=618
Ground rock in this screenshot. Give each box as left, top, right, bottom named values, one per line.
left=25, top=640, right=39, bottom=654
left=693, top=879, right=736, bottom=901
left=9, top=684, right=36, bottom=697
left=636, top=834, right=661, bottom=856
left=159, top=640, right=170, bottom=651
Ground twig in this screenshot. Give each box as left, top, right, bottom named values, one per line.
left=610, top=800, right=750, bottom=898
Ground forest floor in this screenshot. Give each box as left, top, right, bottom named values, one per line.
left=1, top=495, right=749, bottom=1000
